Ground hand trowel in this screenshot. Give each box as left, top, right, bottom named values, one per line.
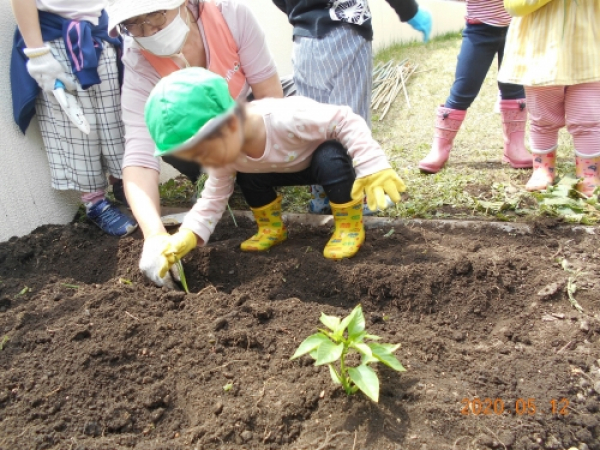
left=52, top=80, right=91, bottom=135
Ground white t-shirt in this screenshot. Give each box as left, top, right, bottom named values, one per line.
left=36, top=0, right=108, bottom=25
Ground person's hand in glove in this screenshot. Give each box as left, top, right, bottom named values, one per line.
left=23, top=46, right=77, bottom=93
left=407, top=8, right=432, bottom=43
left=139, top=228, right=198, bottom=289
left=351, top=168, right=406, bottom=212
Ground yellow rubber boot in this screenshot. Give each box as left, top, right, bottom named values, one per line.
left=241, top=195, right=288, bottom=252
left=323, top=198, right=365, bottom=260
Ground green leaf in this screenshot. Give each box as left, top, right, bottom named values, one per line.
left=364, top=334, right=382, bottom=341
left=369, top=343, right=401, bottom=354
left=335, top=312, right=353, bottom=337
left=347, top=305, right=366, bottom=339
left=350, top=342, right=372, bottom=358
left=361, top=353, right=379, bottom=365
left=348, top=365, right=379, bottom=402
left=319, top=313, right=341, bottom=332
left=328, top=365, right=342, bottom=385
left=290, top=333, right=330, bottom=360
left=370, top=343, right=406, bottom=372
left=315, top=339, right=344, bottom=366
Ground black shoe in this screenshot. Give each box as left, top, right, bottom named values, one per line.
left=112, top=179, right=129, bottom=209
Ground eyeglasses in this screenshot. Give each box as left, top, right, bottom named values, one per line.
left=120, top=10, right=168, bottom=37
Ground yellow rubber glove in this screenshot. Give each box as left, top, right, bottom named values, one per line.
left=161, top=228, right=198, bottom=277
left=504, top=0, right=553, bottom=17
left=351, top=168, right=406, bottom=212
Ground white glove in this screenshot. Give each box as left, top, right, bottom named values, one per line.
left=24, top=47, right=77, bottom=93
left=139, top=234, right=182, bottom=290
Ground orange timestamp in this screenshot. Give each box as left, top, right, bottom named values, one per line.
left=461, top=398, right=569, bottom=416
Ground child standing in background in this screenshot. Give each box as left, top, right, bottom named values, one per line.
left=499, top=0, right=600, bottom=197
left=273, top=0, right=431, bottom=214
left=10, top=0, right=137, bottom=237
left=418, top=0, right=531, bottom=174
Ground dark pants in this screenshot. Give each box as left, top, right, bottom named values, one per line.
left=162, top=76, right=297, bottom=183
left=236, top=140, right=355, bottom=208
left=445, top=22, right=525, bottom=111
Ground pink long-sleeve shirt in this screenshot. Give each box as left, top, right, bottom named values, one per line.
left=120, top=0, right=278, bottom=172
left=181, top=96, right=392, bottom=244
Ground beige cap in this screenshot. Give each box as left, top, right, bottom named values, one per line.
left=107, top=0, right=186, bottom=34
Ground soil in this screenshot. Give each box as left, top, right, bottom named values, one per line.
left=0, top=216, right=599, bottom=450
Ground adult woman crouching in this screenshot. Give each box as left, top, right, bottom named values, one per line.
left=108, top=0, right=285, bottom=282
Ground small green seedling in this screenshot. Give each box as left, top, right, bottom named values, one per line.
left=223, top=382, right=233, bottom=392
left=17, top=287, right=30, bottom=296
left=0, top=335, right=9, bottom=351
left=176, top=260, right=190, bottom=294
left=291, top=305, right=406, bottom=402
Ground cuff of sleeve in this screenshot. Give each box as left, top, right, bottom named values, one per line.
left=23, top=46, right=51, bottom=59
left=181, top=217, right=211, bottom=247
left=354, top=157, right=392, bottom=179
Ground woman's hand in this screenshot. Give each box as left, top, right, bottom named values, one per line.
left=139, top=229, right=198, bottom=288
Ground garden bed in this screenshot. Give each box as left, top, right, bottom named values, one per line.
left=0, top=216, right=599, bottom=450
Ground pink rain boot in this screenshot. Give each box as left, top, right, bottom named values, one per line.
left=525, top=148, right=556, bottom=192
left=500, top=99, right=532, bottom=168
left=418, top=106, right=466, bottom=174
left=575, top=153, right=600, bottom=197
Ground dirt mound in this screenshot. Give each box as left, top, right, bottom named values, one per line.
left=0, top=218, right=599, bottom=450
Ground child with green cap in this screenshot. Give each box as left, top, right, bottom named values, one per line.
left=139, top=67, right=405, bottom=288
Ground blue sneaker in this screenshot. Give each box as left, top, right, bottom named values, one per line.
left=86, top=198, right=138, bottom=237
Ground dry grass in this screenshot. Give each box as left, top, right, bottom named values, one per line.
left=162, top=32, right=597, bottom=223
left=366, top=32, right=580, bottom=222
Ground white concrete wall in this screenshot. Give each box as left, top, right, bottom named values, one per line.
left=0, top=2, right=80, bottom=243
left=1, top=0, right=465, bottom=242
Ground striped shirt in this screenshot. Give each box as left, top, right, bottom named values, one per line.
left=467, top=0, right=512, bottom=27
left=499, top=0, right=600, bottom=86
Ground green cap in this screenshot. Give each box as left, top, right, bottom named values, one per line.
left=145, top=67, right=236, bottom=156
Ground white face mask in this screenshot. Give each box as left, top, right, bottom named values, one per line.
left=135, top=7, right=190, bottom=57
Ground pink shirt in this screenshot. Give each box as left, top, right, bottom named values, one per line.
left=120, top=0, right=278, bottom=172
left=36, top=0, right=107, bottom=25
left=466, top=0, right=511, bottom=27
left=181, top=96, right=392, bottom=244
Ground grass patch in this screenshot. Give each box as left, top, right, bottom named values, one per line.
left=158, top=33, right=597, bottom=224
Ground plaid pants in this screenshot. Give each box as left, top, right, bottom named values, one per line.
left=35, top=39, right=125, bottom=192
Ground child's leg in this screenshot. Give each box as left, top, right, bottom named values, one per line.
left=311, top=142, right=364, bottom=260
left=497, top=34, right=530, bottom=167
left=566, top=82, right=600, bottom=196
left=235, top=141, right=355, bottom=207
left=420, top=23, right=505, bottom=173
left=524, top=85, right=565, bottom=191
left=446, top=23, right=507, bottom=110
left=35, top=39, right=136, bottom=236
